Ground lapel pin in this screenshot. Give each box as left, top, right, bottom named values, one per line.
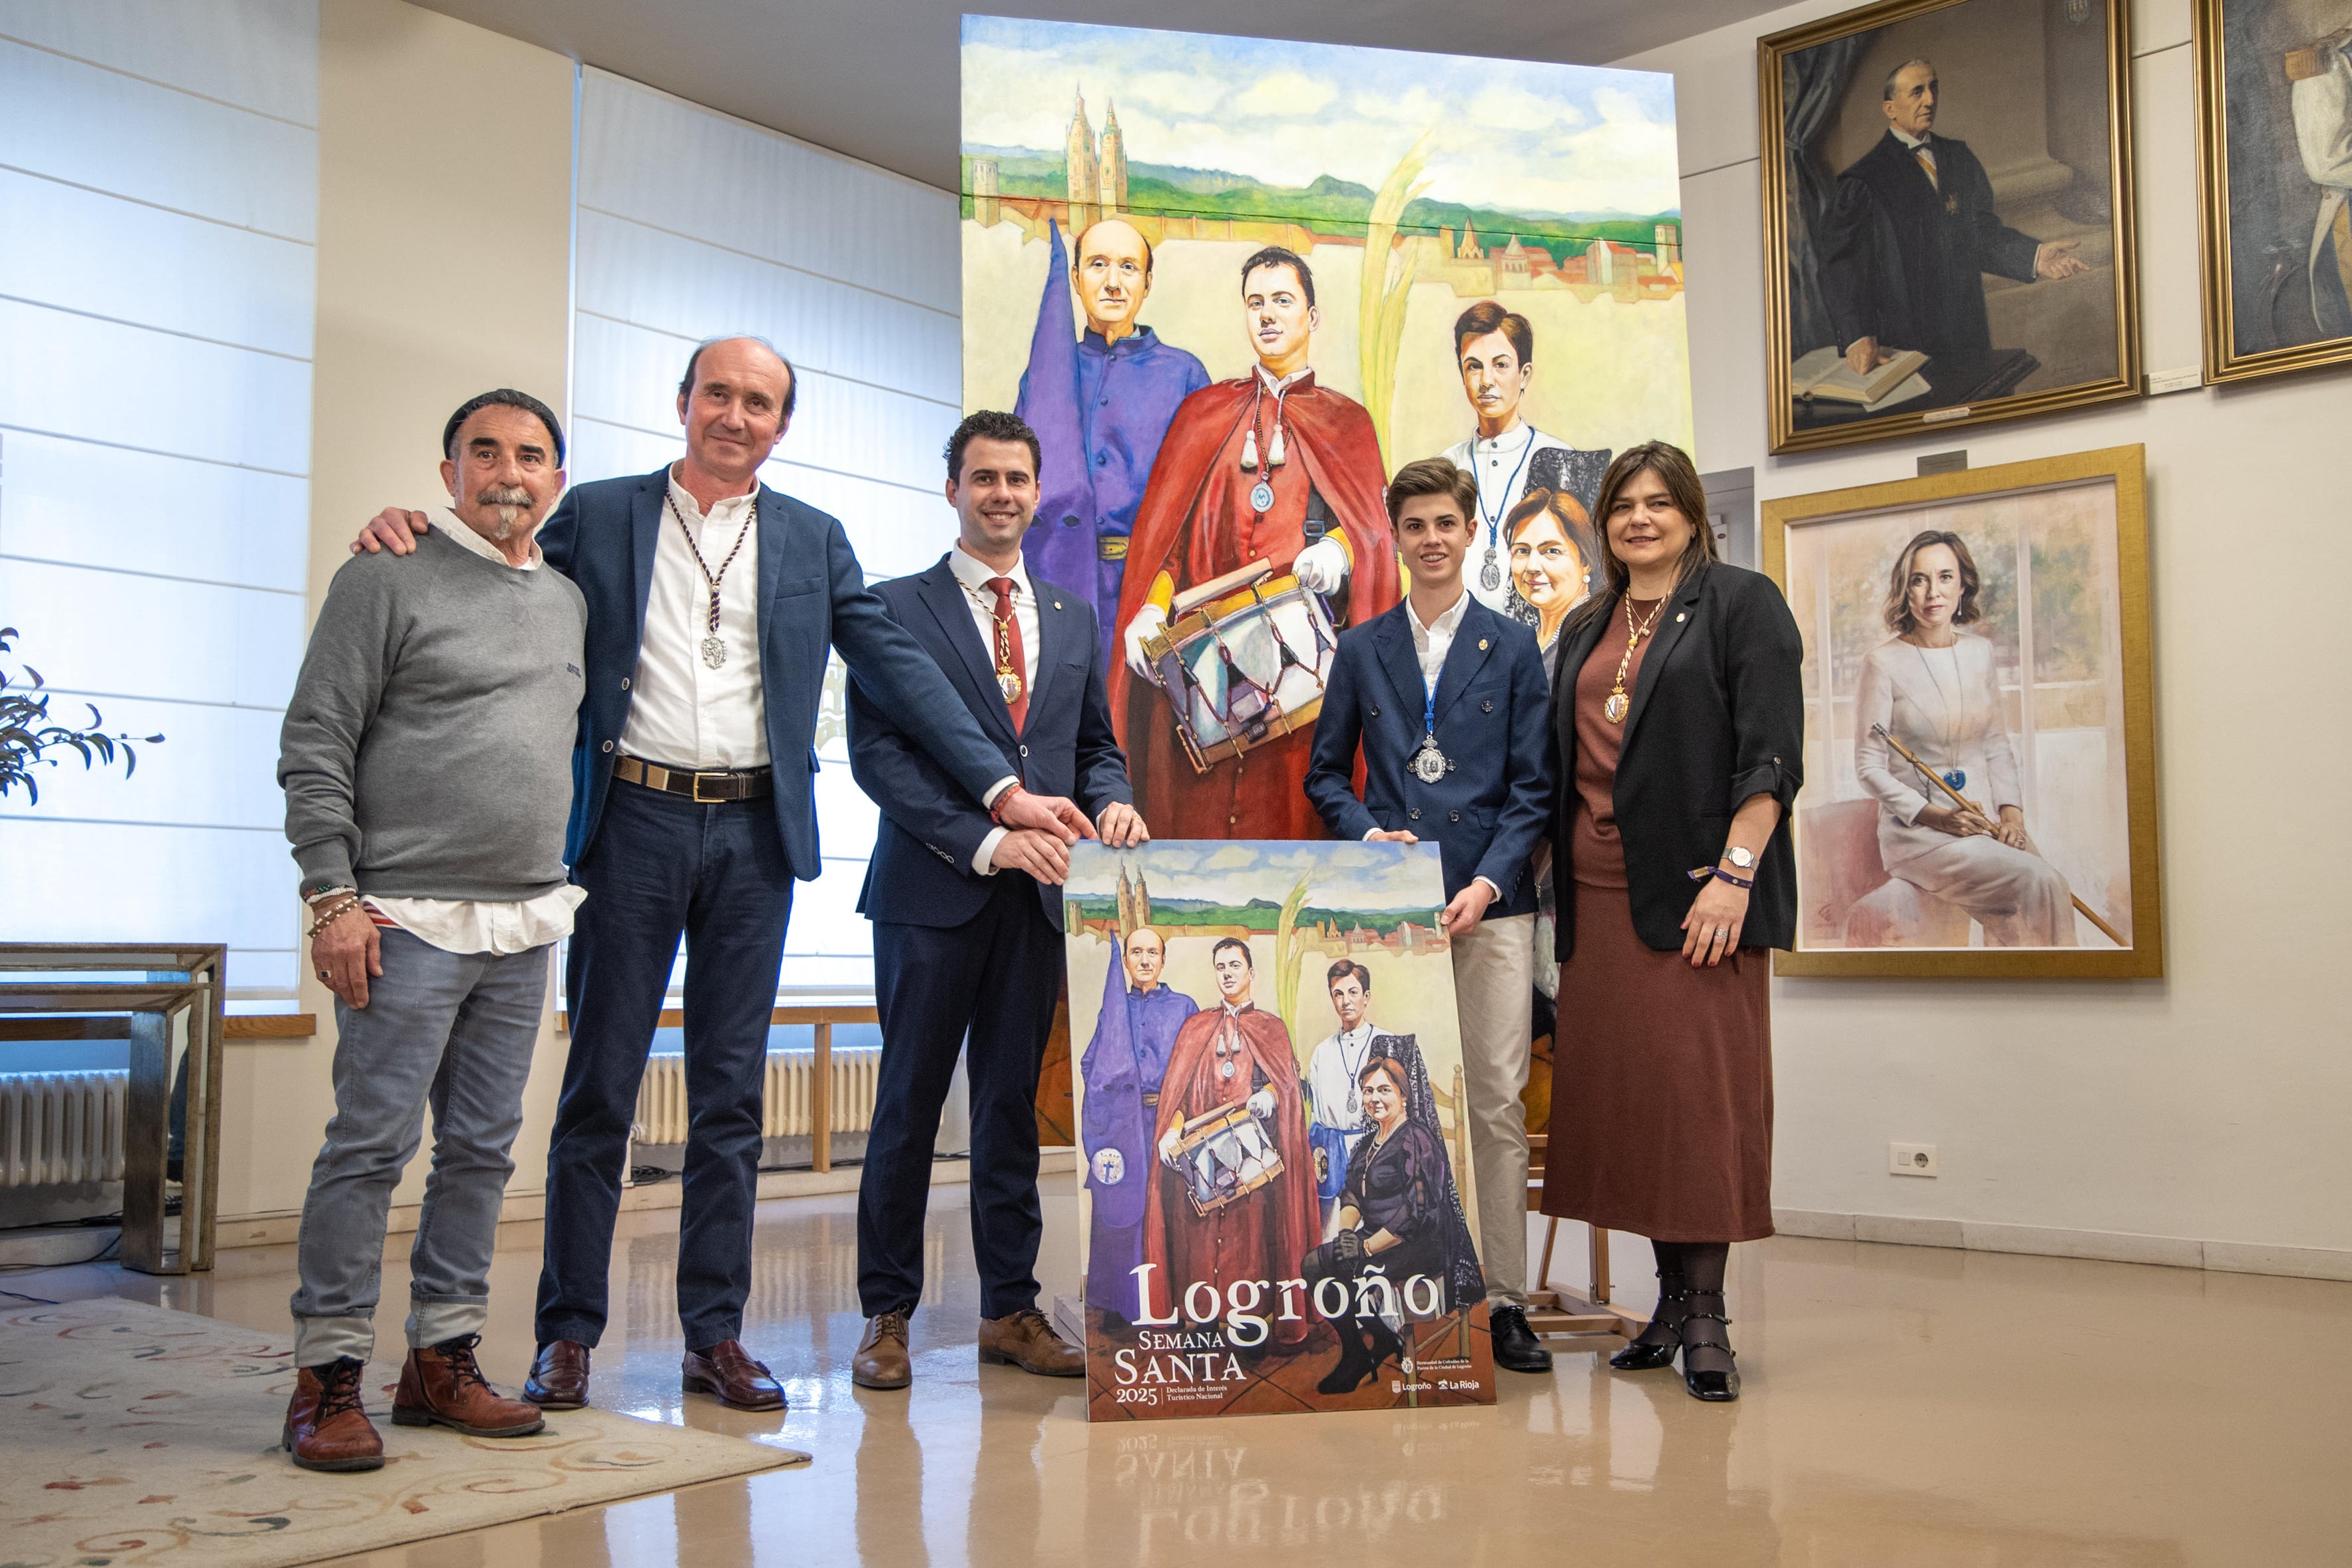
left=1676, top=612, right=1686, bottom=623
left=1479, top=638, right=1489, bottom=650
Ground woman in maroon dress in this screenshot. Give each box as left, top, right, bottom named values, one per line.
left=1539, top=442, right=1803, bottom=1401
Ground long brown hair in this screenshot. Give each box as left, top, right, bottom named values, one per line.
left=1881, top=529, right=1984, bottom=635
left=1567, top=440, right=1717, bottom=631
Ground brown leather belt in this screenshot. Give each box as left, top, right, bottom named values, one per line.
left=614, top=754, right=772, bottom=803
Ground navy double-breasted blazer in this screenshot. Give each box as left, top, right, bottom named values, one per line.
left=1305, top=596, right=1553, bottom=914
left=538, top=467, right=1009, bottom=873
left=848, top=555, right=1132, bottom=930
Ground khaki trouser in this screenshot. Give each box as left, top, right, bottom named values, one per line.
left=1451, top=912, right=1534, bottom=1306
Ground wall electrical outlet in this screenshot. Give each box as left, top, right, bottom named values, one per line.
left=1890, top=1142, right=1939, bottom=1177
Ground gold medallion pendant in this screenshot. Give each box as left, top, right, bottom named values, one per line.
left=997, top=669, right=1024, bottom=703
left=1604, top=687, right=1630, bottom=723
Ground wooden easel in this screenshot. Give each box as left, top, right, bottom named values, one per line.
left=1523, top=1133, right=1647, bottom=1340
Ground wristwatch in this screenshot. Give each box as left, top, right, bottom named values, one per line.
left=1722, top=845, right=1757, bottom=870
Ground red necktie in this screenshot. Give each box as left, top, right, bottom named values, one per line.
left=988, top=576, right=1029, bottom=732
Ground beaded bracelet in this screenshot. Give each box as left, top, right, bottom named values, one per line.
left=305, top=894, right=363, bottom=938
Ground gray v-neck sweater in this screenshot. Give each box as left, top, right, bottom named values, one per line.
left=280, top=523, right=587, bottom=900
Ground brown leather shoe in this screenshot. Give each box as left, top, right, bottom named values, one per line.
left=851, top=1311, right=912, bottom=1390
left=523, top=1339, right=590, bottom=1409
left=391, top=1334, right=547, bottom=1438
left=978, top=1307, right=1084, bottom=1377
left=681, top=1340, right=786, bottom=1412
left=284, top=1357, right=384, bottom=1472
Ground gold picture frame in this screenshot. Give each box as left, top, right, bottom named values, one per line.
left=1763, top=445, right=2162, bottom=978
left=1760, top=0, right=2142, bottom=454
left=2193, top=0, right=2352, bottom=384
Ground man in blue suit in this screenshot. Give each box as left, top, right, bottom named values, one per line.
left=348, top=340, right=1092, bottom=1415
left=843, top=411, right=1146, bottom=1390
left=1304, top=456, right=1555, bottom=1376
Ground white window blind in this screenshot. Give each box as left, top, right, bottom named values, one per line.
left=0, top=1, right=318, bottom=1000
left=571, top=70, right=961, bottom=996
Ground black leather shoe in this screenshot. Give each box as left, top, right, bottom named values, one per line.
left=1610, top=1273, right=1688, bottom=1371
left=1678, top=1289, right=1740, bottom=1402
left=1609, top=1337, right=1678, bottom=1371
left=1489, top=1305, right=1553, bottom=1374
left=1686, top=1366, right=1740, bottom=1401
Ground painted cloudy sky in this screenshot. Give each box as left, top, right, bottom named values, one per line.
left=1066, top=840, right=1445, bottom=912
left=961, top=15, right=1681, bottom=218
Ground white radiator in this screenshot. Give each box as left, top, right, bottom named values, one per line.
left=0, top=1070, right=128, bottom=1187
left=631, top=1048, right=882, bottom=1145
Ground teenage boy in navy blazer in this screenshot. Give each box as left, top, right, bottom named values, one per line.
left=1305, top=457, right=1555, bottom=1374
left=844, top=410, right=1148, bottom=1391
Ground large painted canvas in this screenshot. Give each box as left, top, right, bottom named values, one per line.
left=1063, top=840, right=1497, bottom=1420
left=1765, top=447, right=2162, bottom=979
left=2194, top=0, right=2352, bottom=383
left=1760, top=0, right=2141, bottom=453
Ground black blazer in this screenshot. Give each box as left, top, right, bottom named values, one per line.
left=1549, top=562, right=1805, bottom=957
left=848, top=556, right=1131, bottom=930
left=1305, top=597, right=1552, bottom=915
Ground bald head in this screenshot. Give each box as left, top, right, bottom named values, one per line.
left=675, top=336, right=795, bottom=490
left=1123, top=924, right=1166, bottom=990
left=1074, top=218, right=1154, bottom=342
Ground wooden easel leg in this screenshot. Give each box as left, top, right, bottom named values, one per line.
left=812, top=1022, right=833, bottom=1173
left=1588, top=1225, right=1612, bottom=1305
left=1536, top=1218, right=1559, bottom=1294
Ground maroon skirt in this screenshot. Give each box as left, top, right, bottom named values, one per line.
left=1540, top=882, right=1775, bottom=1243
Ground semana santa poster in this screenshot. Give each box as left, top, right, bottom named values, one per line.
left=1064, top=841, right=1497, bottom=1420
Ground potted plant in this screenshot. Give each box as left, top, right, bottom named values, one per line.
left=0, top=626, right=162, bottom=802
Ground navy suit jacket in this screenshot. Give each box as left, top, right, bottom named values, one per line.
left=849, top=555, right=1132, bottom=930
left=1305, top=596, right=1552, bottom=915
left=538, top=467, right=1009, bottom=874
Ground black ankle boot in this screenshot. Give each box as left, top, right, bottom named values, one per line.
left=1317, top=1320, right=1374, bottom=1395
left=1490, top=1305, right=1553, bottom=1374
left=1678, top=1288, right=1739, bottom=1402
left=1610, top=1272, right=1688, bottom=1371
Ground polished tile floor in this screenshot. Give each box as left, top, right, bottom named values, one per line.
left=19, top=1185, right=2349, bottom=1567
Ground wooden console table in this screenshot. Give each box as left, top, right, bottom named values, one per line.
left=0, top=942, right=228, bottom=1274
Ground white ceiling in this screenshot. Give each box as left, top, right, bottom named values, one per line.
left=412, top=0, right=1783, bottom=191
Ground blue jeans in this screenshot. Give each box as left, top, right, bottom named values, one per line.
left=535, top=779, right=794, bottom=1351
left=290, top=928, right=547, bottom=1366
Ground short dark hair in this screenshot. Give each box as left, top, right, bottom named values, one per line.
left=1240, top=246, right=1315, bottom=309
left=1883, top=57, right=1936, bottom=99
left=677, top=335, right=798, bottom=419
left=1453, top=300, right=1533, bottom=365
left=945, top=410, right=1041, bottom=485
left=442, top=389, right=565, bottom=467
left=1326, top=959, right=1370, bottom=994
left=1883, top=530, right=1985, bottom=634
left=1385, top=457, right=1478, bottom=525
left=1212, top=936, right=1254, bottom=968
left=1075, top=219, right=1154, bottom=278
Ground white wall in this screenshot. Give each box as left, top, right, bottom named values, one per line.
left=1618, top=0, right=2351, bottom=1265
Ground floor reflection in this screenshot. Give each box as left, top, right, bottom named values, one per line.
left=18, top=1186, right=2347, bottom=1566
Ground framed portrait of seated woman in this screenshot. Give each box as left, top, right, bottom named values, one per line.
left=1763, top=445, right=2161, bottom=978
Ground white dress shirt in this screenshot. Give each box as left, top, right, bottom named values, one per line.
left=1441, top=421, right=1574, bottom=614
left=617, top=468, right=768, bottom=770
left=947, top=545, right=1039, bottom=877
left=361, top=509, right=588, bottom=956
left=1372, top=588, right=1501, bottom=901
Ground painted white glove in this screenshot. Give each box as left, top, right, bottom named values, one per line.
left=1245, top=1085, right=1278, bottom=1122
left=1124, top=602, right=1169, bottom=680
left=1294, top=536, right=1347, bottom=595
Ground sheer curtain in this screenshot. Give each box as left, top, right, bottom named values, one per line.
left=570, top=69, right=962, bottom=996
left=0, top=0, right=318, bottom=1002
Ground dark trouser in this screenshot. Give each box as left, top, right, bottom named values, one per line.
left=859, top=873, right=1060, bottom=1320
left=534, top=779, right=794, bottom=1352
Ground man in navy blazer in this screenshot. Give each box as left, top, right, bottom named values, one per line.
left=843, top=411, right=1145, bottom=1390
left=349, top=340, right=1093, bottom=1416
left=1304, top=456, right=1554, bottom=1375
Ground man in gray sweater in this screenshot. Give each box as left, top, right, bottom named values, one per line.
left=275, top=389, right=586, bottom=1472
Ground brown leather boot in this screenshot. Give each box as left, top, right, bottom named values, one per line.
left=977, top=1307, right=1084, bottom=1377
left=851, top=1311, right=911, bottom=1390
left=284, top=1357, right=383, bottom=1472
left=391, top=1334, right=547, bottom=1438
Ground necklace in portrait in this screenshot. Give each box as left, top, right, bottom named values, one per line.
left=1604, top=594, right=1670, bottom=723
left=1237, top=380, right=1291, bottom=515
left=668, top=492, right=754, bottom=670
left=1475, top=427, right=1537, bottom=594
left=1911, top=640, right=1967, bottom=792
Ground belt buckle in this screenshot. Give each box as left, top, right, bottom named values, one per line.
left=690, top=771, right=727, bottom=803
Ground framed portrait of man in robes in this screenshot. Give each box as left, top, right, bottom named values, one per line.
left=1059, top=840, right=1497, bottom=1420
left=1763, top=445, right=2162, bottom=979
left=2193, top=0, right=2352, bottom=383
left=1760, top=0, right=2143, bottom=453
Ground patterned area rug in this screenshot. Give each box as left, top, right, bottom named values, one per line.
left=0, top=1297, right=802, bottom=1568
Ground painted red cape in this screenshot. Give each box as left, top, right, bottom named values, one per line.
left=1140, top=1003, right=1320, bottom=1346
left=1108, top=373, right=1398, bottom=840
